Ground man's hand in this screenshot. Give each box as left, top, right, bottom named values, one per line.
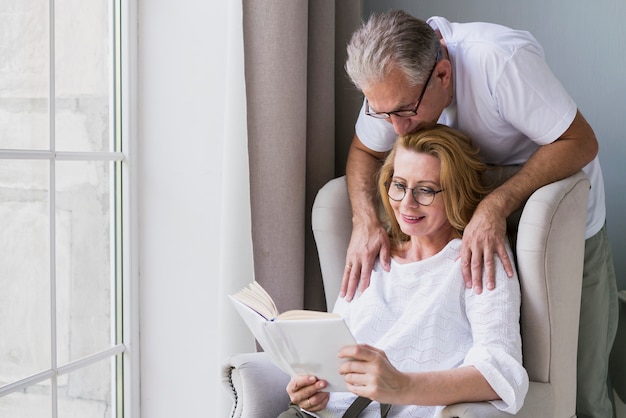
left=340, top=222, right=391, bottom=301
left=343, top=134, right=389, bottom=301
left=285, top=375, right=329, bottom=412
left=460, top=200, right=514, bottom=293
left=461, top=110, right=598, bottom=293
left=338, top=344, right=409, bottom=404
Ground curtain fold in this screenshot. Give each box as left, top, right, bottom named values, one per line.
left=243, top=0, right=362, bottom=314
left=243, top=0, right=310, bottom=312
left=304, top=1, right=337, bottom=311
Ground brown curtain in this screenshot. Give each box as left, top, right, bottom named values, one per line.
left=242, top=0, right=362, bottom=313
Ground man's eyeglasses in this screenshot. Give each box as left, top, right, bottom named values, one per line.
left=365, top=56, right=439, bottom=120
left=386, top=181, right=444, bottom=206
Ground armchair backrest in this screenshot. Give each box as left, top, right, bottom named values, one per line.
left=312, top=171, right=590, bottom=417
left=311, top=176, right=353, bottom=306
left=515, top=171, right=588, bottom=417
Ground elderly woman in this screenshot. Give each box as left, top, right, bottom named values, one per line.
left=278, top=126, right=528, bottom=418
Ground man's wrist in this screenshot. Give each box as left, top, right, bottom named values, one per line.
left=352, top=210, right=382, bottom=230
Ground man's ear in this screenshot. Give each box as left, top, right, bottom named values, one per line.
left=435, top=59, right=453, bottom=89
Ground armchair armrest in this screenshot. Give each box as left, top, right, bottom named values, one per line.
left=222, top=352, right=291, bottom=418
left=440, top=382, right=553, bottom=418
left=439, top=402, right=510, bottom=418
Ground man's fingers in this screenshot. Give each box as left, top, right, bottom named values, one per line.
left=341, top=225, right=391, bottom=300
left=483, top=251, right=496, bottom=291
left=340, top=263, right=352, bottom=298
left=497, top=245, right=515, bottom=278
left=461, top=245, right=473, bottom=288
left=461, top=245, right=486, bottom=293
left=344, top=266, right=359, bottom=302
left=357, top=260, right=373, bottom=293
left=470, top=251, right=484, bottom=294
left=341, top=252, right=377, bottom=301
left=379, top=240, right=391, bottom=272
left=340, top=258, right=361, bottom=300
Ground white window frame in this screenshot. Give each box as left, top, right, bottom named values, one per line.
left=119, top=0, right=140, bottom=416
left=0, top=0, right=139, bottom=416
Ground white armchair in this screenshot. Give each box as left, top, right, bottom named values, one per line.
left=222, top=170, right=590, bottom=418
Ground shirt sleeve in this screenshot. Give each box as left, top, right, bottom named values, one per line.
left=461, top=246, right=529, bottom=414
left=494, top=44, right=577, bottom=145
left=354, top=99, right=398, bottom=152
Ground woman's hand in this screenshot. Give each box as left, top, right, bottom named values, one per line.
left=285, top=375, right=330, bottom=412
left=338, top=344, right=409, bottom=405
left=339, top=344, right=499, bottom=407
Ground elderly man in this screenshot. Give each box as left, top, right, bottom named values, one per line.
left=341, top=10, right=617, bottom=418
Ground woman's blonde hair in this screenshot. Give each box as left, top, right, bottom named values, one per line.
left=378, top=125, right=489, bottom=247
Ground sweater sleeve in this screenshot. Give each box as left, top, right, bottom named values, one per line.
left=461, top=247, right=529, bottom=414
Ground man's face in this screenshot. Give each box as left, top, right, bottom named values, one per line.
left=363, top=67, right=443, bottom=135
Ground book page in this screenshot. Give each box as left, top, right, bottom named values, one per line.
left=276, top=310, right=339, bottom=320
left=232, top=281, right=336, bottom=321
left=231, top=281, right=278, bottom=320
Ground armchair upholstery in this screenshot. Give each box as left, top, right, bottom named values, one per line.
left=223, top=170, right=590, bottom=418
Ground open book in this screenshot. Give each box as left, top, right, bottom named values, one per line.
left=229, top=281, right=356, bottom=392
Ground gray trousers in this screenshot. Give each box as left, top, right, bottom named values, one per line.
left=577, top=224, right=619, bottom=418
left=277, top=404, right=317, bottom=418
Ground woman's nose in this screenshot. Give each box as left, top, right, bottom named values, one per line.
left=400, top=189, right=419, bottom=207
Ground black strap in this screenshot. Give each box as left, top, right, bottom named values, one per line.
left=342, top=396, right=371, bottom=418
left=342, top=396, right=392, bottom=418
left=380, top=402, right=391, bottom=418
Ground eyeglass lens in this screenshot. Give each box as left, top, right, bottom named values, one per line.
left=387, top=183, right=440, bottom=206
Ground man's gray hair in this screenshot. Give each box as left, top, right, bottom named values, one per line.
left=345, top=10, right=440, bottom=91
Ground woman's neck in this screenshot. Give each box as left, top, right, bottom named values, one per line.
left=393, top=229, right=460, bottom=263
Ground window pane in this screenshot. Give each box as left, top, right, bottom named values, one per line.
left=1, top=0, right=123, bottom=415
left=55, top=0, right=111, bottom=152
left=0, top=160, right=51, bottom=381
left=0, top=385, right=52, bottom=418
left=56, top=160, right=113, bottom=364
left=0, top=1, right=50, bottom=150
left=58, top=358, right=114, bottom=418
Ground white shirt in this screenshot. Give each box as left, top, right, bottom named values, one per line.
left=310, top=239, right=528, bottom=418
left=355, top=17, right=605, bottom=239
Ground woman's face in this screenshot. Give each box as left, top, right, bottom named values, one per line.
left=389, top=148, right=452, bottom=241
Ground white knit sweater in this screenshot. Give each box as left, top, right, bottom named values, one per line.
left=312, top=239, right=528, bottom=418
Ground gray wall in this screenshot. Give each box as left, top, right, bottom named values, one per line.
left=364, top=0, right=626, bottom=290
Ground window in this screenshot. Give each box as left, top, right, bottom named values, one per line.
left=0, top=1, right=130, bottom=417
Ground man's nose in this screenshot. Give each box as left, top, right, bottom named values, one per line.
left=387, top=115, right=412, bottom=135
